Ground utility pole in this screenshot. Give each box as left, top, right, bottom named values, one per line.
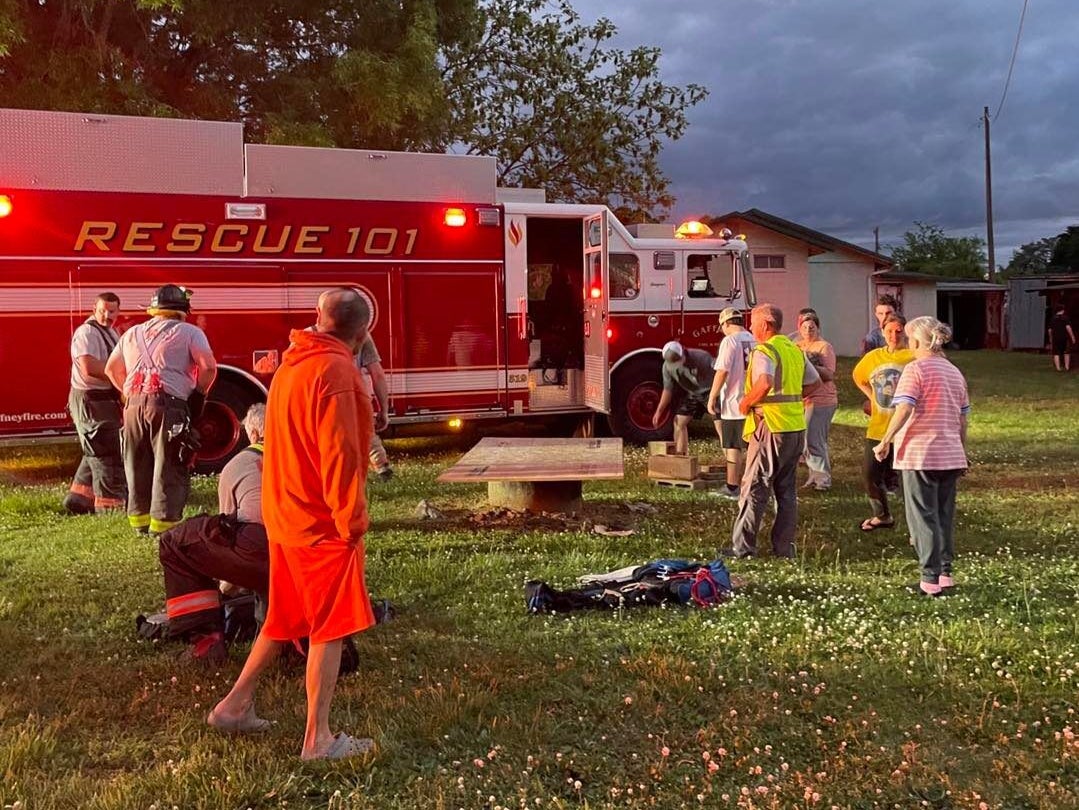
left=873, top=226, right=880, bottom=254
left=983, top=106, right=996, bottom=281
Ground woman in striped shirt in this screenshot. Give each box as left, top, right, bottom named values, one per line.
left=873, top=316, right=970, bottom=597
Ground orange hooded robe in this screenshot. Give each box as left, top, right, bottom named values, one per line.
left=260, top=329, right=375, bottom=643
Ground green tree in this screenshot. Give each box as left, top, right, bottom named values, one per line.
left=1002, top=235, right=1059, bottom=278
left=0, top=0, right=478, bottom=149
left=888, top=222, right=987, bottom=279
left=440, top=0, right=707, bottom=219
left=1048, top=226, right=1079, bottom=273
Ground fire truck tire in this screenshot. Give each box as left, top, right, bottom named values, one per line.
left=194, top=377, right=264, bottom=474
left=607, top=356, right=673, bottom=444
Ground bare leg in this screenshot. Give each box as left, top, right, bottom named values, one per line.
left=673, top=415, right=692, bottom=456
left=211, top=630, right=283, bottom=720
left=726, top=448, right=744, bottom=488
left=300, top=639, right=344, bottom=759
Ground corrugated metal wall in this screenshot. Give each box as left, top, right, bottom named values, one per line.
left=1007, top=278, right=1047, bottom=349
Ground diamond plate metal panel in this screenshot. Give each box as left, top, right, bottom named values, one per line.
left=245, top=144, right=496, bottom=203
left=0, top=108, right=244, bottom=195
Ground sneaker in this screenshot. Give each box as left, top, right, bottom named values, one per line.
left=939, top=575, right=955, bottom=589
left=718, top=546, right=755, bottom=560
left=375, top=467, right=394, bottom=481
left=708, top=488, right=739, bottom=501
left=908, top=582, right=942, bottom=598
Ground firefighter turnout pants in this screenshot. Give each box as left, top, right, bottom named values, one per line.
left=158, top=515, right=269, bottom=638
left=65, top=389, right=127, bottom=514
left=123, top=392, right=192, bottom=534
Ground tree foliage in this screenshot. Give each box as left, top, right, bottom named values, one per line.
left=0, top=0, right=700, bottom=216
left=0, top=0, right=478, bottom=149
left=1002, top=235, right=1059, bottom=278
left=1048, top=226, right=1079, bottom=273
left=440, top=0, right=707, bottom=219
left=889, top=222, right=987, bottom=279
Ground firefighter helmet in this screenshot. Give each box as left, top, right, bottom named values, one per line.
left=149, top=284, right=192, bottom=312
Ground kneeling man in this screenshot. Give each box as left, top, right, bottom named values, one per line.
left=156, top=404, right=269, bottom=662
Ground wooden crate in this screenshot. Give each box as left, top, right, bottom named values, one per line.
left=648, top=441, right=678, bottom=456
left=647, top=454, right=699, bottom=481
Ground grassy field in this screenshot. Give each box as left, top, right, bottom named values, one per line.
left=0, top=351, right=1076, bottom=810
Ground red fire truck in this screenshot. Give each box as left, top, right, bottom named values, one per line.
left=0, top=108, right=756, bottom=469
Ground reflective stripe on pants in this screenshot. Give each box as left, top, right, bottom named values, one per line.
left=123, top=393, right=191, bottom=526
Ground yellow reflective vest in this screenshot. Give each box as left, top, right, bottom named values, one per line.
left=743, top=335, right=807, bottom=437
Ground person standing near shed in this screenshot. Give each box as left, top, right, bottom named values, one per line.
left=63, top=292, right=127, bottom=515
left=853, top=314, right=914, bottom=531
left=795, top=311, right=838, bottom=491
left=209, top=288, right=377, bottom=760
left=873, top=316, right=970, bottom=597
left=862, top=294, right=899, bottom=354
left=105, top=284, right=217, bottom=536
left=1047, top=306, right=1075, bottom=372
left=727, top=304, right=819, bottom=559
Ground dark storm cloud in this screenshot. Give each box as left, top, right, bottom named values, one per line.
left=572, top=0, right=1079, bottom=262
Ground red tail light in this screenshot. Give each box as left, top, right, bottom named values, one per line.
left=605, top=327, right=614, bottom=340
left=444, top=208, right=467, bottom=227
left=0, top=195, right=12, bottom=218
left=589, top=286, right=602, bottom=299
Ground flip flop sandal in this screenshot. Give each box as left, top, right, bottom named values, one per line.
left=312, top=732, right=376, bottom=760
left=860, top=517, right=895, bottom=532
left=207, top=704, right=272, bottom=734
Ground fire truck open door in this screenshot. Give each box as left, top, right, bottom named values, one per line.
left=582, top=211, right=610, bottom=413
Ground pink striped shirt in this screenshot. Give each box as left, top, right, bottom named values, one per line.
left=892, top=356, right=970, bottom=470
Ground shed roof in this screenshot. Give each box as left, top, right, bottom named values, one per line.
left=715, top=208, right=893, bottom=267
left=875, top=270, right=942, bottom=283
left=937, top=280, right=1007, bottom=292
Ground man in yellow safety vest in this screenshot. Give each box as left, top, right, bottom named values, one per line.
left=726, top=303, right=820, bottom=559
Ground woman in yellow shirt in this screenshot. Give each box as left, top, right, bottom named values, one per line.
left=852, top=314, right=914, bottom=531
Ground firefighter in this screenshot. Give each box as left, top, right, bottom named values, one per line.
left=63, top=292, right=127, bottom=514
left=105, top=284, right=217, bottom=536
left=156, top=404, right=269, bottom=663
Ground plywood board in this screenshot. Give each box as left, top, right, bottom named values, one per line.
left=438, top=437, right=624, bottom=483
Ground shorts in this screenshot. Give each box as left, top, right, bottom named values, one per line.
left=673, top=394, right=717, bottom=420
left=1051, top=338, right=1068, bottom=357
left=718, top=418, right=747, bottom=451
left=263, top=538, right=375, bottom=644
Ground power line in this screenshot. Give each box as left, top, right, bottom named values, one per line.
left=993, top=0, right=1029, bottom=122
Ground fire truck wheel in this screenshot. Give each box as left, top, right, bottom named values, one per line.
left=194, top=378, right=263, bottom=474
left=608, top=357, right=674, bottom=444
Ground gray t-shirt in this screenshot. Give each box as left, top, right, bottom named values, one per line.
left=662, top=348, right=715, bottom=398
left=70, top=320, right=119, bottom=391
left=112, top=317, right=213, bottom=398
left=218, top=446, right=263, bottom=525
left=356, top=335, right=380, bottom=368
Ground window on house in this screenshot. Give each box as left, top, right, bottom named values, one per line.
left=687, top=253, right=733, bottom=298
left=752, top=254, right=786, bottom=270
left=609, top=253, right=640, bottom=299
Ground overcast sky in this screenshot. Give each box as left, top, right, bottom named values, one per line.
left=571, top=0, right=1078, bottom=265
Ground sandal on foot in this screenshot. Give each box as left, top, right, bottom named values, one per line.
left=306, top=732, right=375, bottom=760
left=207, top=704, right=272, bottom=734
left=860, top=517, right=895, bottom=532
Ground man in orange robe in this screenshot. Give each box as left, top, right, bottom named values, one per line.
left=208, top=288, right=376, bottom=760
